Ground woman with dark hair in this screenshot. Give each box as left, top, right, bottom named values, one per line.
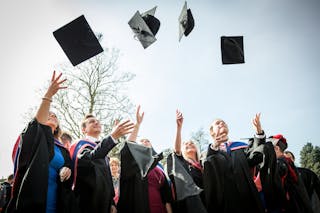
left=6, top=71, right=76, bottom=213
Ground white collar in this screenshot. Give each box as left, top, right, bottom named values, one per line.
left=84, top=135, right=99, bottom=143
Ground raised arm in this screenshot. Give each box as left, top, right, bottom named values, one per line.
left=35, top=71, right=67, bottom=124
left=127, top=105, right=144, bottom=142
left=247, top=112, right=266, bottom=167
left=83, top=119, right=135, bottom=160
left=252, top=112, right=263, bottom=135
left=174, top=110, right=184, bottom=155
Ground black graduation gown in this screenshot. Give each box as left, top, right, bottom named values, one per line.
left=246, top=137, right=286, bottom=212
left=72, top=137, right=116, bottom=213
left=203, top=144, right=265, bottom=213
left=6, top=119, right=76, bottom=213
left=166, top=153, right=207, bottom=213
left=297, top=167, right=320, bottom=212
left=117, top=142, right=171, bottom=213
left=278, top=157, right=313, bottom=213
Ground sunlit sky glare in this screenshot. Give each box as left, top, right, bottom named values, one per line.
left=1, top=0, right=320, bottom=178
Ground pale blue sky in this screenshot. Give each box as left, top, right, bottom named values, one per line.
left=1, top=0, right=319, bottom=178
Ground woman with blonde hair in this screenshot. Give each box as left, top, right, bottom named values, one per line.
left=109, top=157, right=120, bottom=205
left=167, top=110, right=206, bottom=213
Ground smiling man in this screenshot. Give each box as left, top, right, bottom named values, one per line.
left=70, top=114, right=134, bottom=213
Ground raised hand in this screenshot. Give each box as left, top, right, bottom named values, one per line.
left=174, top=110, right=184, bottom=154
left=176, top=110, right=184, bottom=129
left=214, top=128, right=228, bottom=146
left=44, top=71, right=67, bottom=100
left=111, top=119, right=135, bottom=140
left=252, top=112, right=263, bottom=134
left=136, top=105, right=144, bottom=125
left=36, top=71, right=67, bottom=125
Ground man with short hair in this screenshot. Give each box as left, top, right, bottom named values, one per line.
left=0, top=174, right=14, bottom=212
left=70, top=114, right=134, bottom=213
left=61, top=131, right=73, bottom=150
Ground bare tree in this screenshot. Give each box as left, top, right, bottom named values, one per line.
left=190, top=127, right=210, bottom=154
left=39, top=47, right=135, bottom=139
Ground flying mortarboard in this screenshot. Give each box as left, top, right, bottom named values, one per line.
left=178, top=1, right=195, bottom=41
left=53, top=15, right=104, bottom=66
left=128, top=6, right=160, bottom=49
left=221, top=36, right=245, bottom=64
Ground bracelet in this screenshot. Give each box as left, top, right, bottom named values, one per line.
left=42, top=97, right=52, bottom=102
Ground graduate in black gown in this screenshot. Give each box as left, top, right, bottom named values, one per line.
left=70, top=115, right=134, bottom=213
left=246, top=113, right=286, bottom=213
left=284, top=150, right=320, bottom=213
left=269, top=135, right=313, bottom=213
left=7, top=71, right=77, bottom=213
left=117, top=106, right=173, bottom=213
left=203, top=115, right=265, bottom=213
left=166, top=110, right=207, bottom=213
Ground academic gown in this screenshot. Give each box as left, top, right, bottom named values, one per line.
left=117, top=142, right=172, bottom=213
left=203, top=142, right=265, bottom=213
left=166, top=153, right=207, bottom=213
left=297, top=167, right=320, bottom=213
left=6, top=119, right=77, bottom=213
left=246, top=137, right=286, bottom=212
left=70, top=137, right=116, bottom=213
left=278, top=157, right=313, bottom=213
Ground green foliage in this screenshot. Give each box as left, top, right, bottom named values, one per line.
left=300, top=142, right=320, bottom=177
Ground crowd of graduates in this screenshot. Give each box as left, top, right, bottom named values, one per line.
left=1, top=71, right=320, bottom=213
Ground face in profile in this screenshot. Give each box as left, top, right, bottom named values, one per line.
left=140, top=139, right=152, bottom=148
left=46, top=112, right=59, bottom=130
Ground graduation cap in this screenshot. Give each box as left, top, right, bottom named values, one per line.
left=128, top=6, right=160, bottom=49
left=221, top=36, right=245, bottom=64
left=178, top=1, right=195, bottom=41
left=53, top=15, right=104, bottom=66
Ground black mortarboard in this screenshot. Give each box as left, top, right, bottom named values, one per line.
left=221, top=36, right=245, bottom=64
left=178, top=1, right=195, bottom=41
left=53, top=15, right=104, bottom=66
left=128, top=6, right=160, bottom=49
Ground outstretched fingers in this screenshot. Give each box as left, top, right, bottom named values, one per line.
left=115, top=120, right=135, bottom=136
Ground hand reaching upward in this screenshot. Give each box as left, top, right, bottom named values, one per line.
left=252, top=113, right=263, bottom=135
left=176, top=110, right=184, bottom=129
left=136, top=105, right=144, bottom=126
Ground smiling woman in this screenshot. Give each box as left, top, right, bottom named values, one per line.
left=1, top=0, right=320, bottom=192
left=168, top=110, right=207, bottom=213
left=6, top=72, right=78, bottom=213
